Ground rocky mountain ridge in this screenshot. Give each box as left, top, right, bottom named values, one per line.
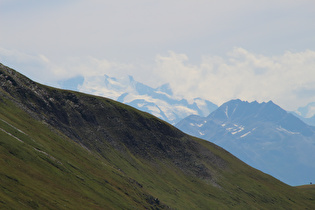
left=176, top=99, right=315, bottom=186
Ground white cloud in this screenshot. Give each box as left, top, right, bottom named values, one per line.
left=0, top=47, right=60, bottom=86
left=153, top=48, right=315, bottom=110
left=1, top=0, right=315, bottom=113
left=0, top=47, right=135, bottom=85
left=1, top=47, right=315, bottom=111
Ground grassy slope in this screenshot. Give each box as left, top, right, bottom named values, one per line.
left=297, top=185, right=315, bottom=189
left=0, top=96, right=159, bottom=209
left=0, top=65, right=315, bottom=209
left=1, top=92, right=314, bottom=209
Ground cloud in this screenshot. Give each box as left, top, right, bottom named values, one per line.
left=1, top=47, right=315, bottom=111
left=0, top=47, right=60, bottom=86
left=153, top=48, right=315, bottom=110
left=2, top=1, right=315, bottom=112
left=0, top=47, right=135, bottom=83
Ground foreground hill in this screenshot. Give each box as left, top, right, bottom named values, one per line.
left=0, top=63, right=314, bottom=209
left=176, top=99, right=315, bottom=186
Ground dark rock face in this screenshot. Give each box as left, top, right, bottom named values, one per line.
left=0, top=63, right=226, bottom=181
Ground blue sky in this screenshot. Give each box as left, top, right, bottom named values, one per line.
left=1, top=0, right=315, bottom=110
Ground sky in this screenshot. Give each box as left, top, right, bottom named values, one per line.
left=1, top=0, right=315, bottom=111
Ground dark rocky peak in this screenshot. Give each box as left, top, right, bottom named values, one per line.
left=205, top=99, right=314, bottom=136
left=0, top=63, right=45, bottom=100
left=207, top=99, right=246, bottom=122
left=208, top=99, right=288, bottom=123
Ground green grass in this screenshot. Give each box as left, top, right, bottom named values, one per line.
left=0, top=97, right=154, bottom=209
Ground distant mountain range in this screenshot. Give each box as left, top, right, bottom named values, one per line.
left=59, top=73, right=315, bottom=186
left=176, top=99, right=315, bottom=186
left=61, top=74, right=315, bottom=128
left=78, top=74, right=217, bottom=125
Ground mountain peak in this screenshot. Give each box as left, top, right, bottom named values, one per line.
left=176, top=98, right=315, bottom=186
left=128, top=75, right=135, bottom=82
left=88, top=74, right=217, bottom=124
left=267, top=100, right=274, bottom=104
left=156, top=83, right=173, bottom=96
left=213, top=99, right=286, bottom=123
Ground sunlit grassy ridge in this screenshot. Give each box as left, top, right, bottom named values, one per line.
left=0, top=63, right=314, bottom=209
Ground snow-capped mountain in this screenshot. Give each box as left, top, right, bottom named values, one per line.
left=176, top=99, right=315, bottom=186
left=296, top=102, right=315, bottom=118
left=293, top=102, right=315, bottom=126
left=81, top=74, right=217, bottom=125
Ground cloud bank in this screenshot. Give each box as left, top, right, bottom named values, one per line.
left=1, top=47, right=315, bottom=111
left=154, top=48, right=315, bottom=110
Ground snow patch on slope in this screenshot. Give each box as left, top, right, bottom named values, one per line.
left=226, top=124, right=245, bottom=135
left=225, top=106, right=229, bottom=118
left=276, top=126, right=300, bottom=135
left=240, top=131, right=251, bottom=138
